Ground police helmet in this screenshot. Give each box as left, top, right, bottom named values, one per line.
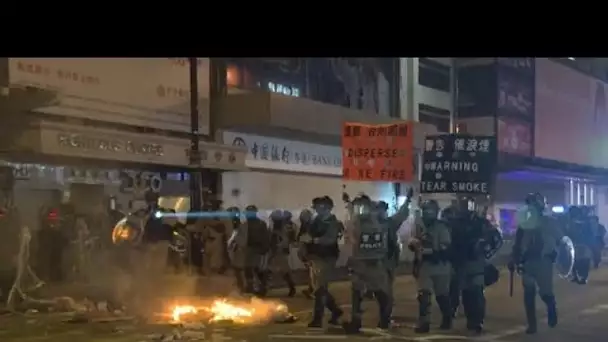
left=299, top=209, right=313, bottom=222
left=283, top=210, right=293, bottom=220
left=525, top=192, right=546, bottom=210
left=441, top=206, right=456, bottom=220
left=226, top=206, right=240, bottom=220
left=376, top=201, right=389, bottom=212
left=421, top=199, right=440, bottom=217
left=270, top=209, right=283, bottom=220
left=313, top=196, right=334, bottom=209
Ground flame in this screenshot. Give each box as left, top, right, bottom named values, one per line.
left=208, top=299, right=253, bottom=323
left=172, top=305, right=198, bottom=322
left=169, top=298, right=289, bottom=325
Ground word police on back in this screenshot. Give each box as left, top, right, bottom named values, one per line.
left=420, top=134, right=497, bottom=195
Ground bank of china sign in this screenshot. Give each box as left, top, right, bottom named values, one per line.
left=7, top=58, right=210, bottom=135
left=223, top=131, right=342, bottom=175
left=420, top=134, right=497, bottom=195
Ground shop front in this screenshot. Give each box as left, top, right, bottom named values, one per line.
left=220, top=130, right=400, bottom=222
left=9, top=120, right=247, bottom=230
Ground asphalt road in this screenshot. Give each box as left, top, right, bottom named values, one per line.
left=2, top=264, right=608, bottom=341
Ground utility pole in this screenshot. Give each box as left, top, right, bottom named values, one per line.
left=188, top=57, right=202, bottom=211
left=450, top=58, right=459, bottom=133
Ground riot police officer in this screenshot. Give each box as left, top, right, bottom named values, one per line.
left=510, top=192, right=564, bottom=334
left=300, top=196, right=343, bottom=328
left=239, top=205, right=271, bottom=295
left=591, top=215, right=606, bottom=268
left=377, top=195, right=411, bottom=323
left=448, top=199, right=501, bottom=333
left=341, top=196, right=394, bottom=333
left=568, top=206, right=593, bottom=284
left=297, top=209, right=315, bottom=299
left=409, top=199, right=452, bottom=333
left=269, top=210, right=297, bottom=297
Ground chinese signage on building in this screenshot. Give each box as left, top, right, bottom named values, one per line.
left=223, top=131, right=342, bottom=175
left=420, top=134, right=497, bottom=195
left=8, top=58, right=211, bottom=135
left=57, top=133, right=164, bottom=156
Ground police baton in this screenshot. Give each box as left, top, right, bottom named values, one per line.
left=509, top=267, right=514, bottom=297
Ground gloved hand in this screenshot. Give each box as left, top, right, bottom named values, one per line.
left=508, top=259, right=523, bottom=274
left=299, top=233, right=313, bottom=243
left=507, top=260, right=516, bottom=272
left=408, top=238, right=421, bottom=252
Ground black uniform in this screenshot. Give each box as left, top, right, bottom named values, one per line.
left=447, top=208, right=488, bottom=332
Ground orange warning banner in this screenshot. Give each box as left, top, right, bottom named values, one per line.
left=342, top=122, right=415, bottom=182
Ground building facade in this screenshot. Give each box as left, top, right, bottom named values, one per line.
left=0, top=58, right=247, bottom=229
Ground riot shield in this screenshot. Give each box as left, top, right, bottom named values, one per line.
left=556, top=236, right=575, bottom=278
left=483, top=225, right=504, bottom=260
left=111, top=214, right=144, bottom=245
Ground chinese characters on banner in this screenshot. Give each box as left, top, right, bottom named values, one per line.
left=342, top=122, right=414, bottom=182
left=420, top=134, right=497, bottom=195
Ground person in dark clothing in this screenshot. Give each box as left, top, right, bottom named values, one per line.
left=568, top=207, right=594, bottom=284
left=591, top=215, right=606, bottom=268
left=298, top=209, right=315, bottom=299
left=37, top=207, right=69, bottom=283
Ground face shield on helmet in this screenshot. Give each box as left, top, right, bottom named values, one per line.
left=525, top=192, right=547, bottom=212
left=376, top=201, right=389, bottom=219
left=313, top=196, right=334, bottom=218
left=352, top=195, right=373, bottom=217
left=421, top=200, right=440, bottom=221
left=270, top=209, right=283, bottom=223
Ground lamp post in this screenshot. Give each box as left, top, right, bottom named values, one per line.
left=188, top=57, right=202, bottom=211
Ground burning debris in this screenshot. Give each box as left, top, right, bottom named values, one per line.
left=168, top=297, right=294, bottom=325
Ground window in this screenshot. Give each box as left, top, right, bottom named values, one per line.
left=418, top=58, right=451, bottom=92
left=418, top=103, right=451, bottom=132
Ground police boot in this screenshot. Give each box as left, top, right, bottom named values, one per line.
left=234, top=268, right=246, bottom=293
left=541, top=295, right=558, bottom=328
left=449, top=278, right=460, bottom=318
left=435, top=295, right=453, bottom=330
left=523, top=286, right=537, bottom=334
left=326, top=292, right=343, bottom=325
left=415, top=290, right=432, bottom=334
left=467, top=287, right=485, bottom=333
left=308, top=288, right=326, bottom=329
left=243, top=268, right=255, bottom=294
left=578, top=260, right=590, bottom=284
left=255, top=269, right=268, bottom=297
left=342, top=290, right=362, bottom=334
left=374, top=290, right=391, bottom=330
left=283, top=273, right=296, bottom=297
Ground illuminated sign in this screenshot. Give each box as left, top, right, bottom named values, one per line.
left=265, top=81, right=300, bottom=97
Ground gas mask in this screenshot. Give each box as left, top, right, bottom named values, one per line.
left=421, top=200, right=439, bottom=225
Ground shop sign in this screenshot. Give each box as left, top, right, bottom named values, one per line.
left=8, top=58, right=211, bottom=134
left=119, top=170, right=163, bottom=194
left=57, top=133, right=164, bottom=156
left=224, top=131, right=341, bottom=175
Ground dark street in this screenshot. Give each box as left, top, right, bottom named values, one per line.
left=2, top=265, right=608, bottom=341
